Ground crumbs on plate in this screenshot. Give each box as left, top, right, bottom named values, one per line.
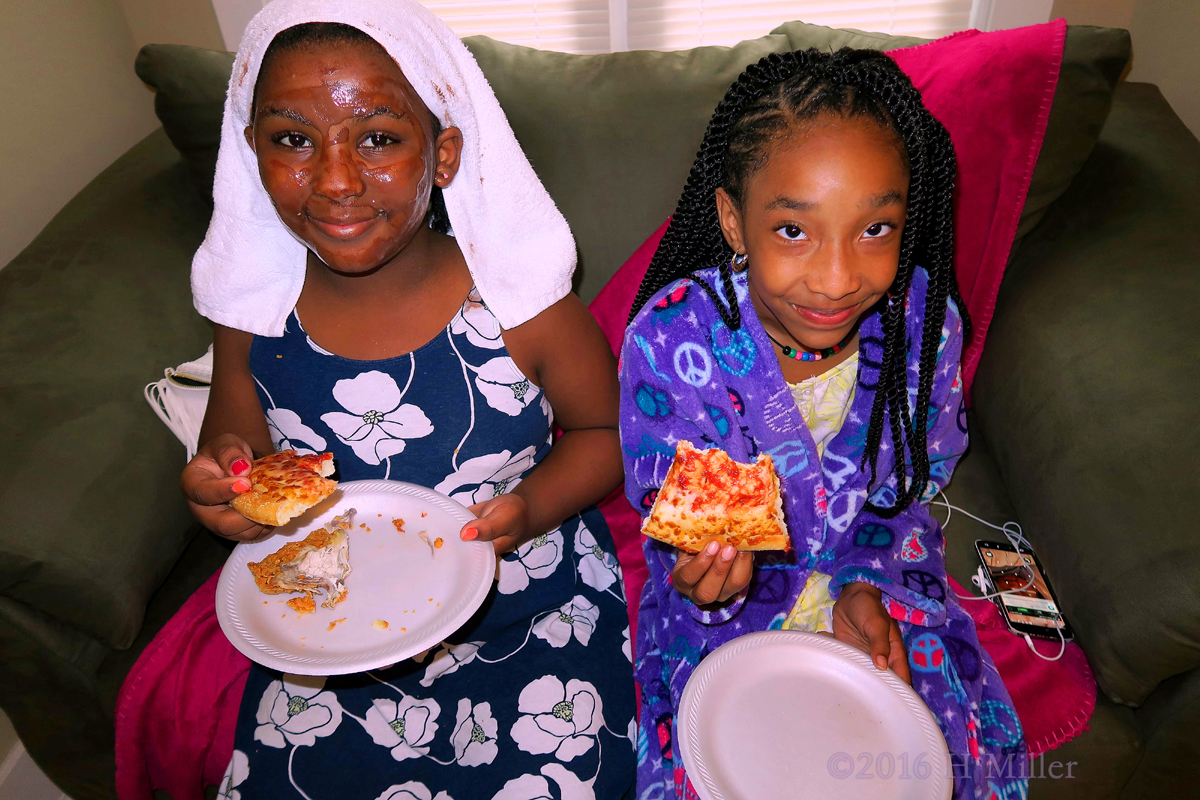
left=373, top=620, right=389, bottom=630
left=434, top=537, right=444, bottom=549
left=392, top=518, right=405, bottom=533
left=328, top=618, right=347, bottom=631
left=287, top=595, right=316, bottom=615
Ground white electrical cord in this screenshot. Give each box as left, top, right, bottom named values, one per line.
left=934, top=493, right=1036, bottom=600
left=934, top=492, right=1067, bottom=662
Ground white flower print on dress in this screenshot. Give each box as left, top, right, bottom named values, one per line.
left=533, top=595, right=600, bottom=648
left=362, top=696, right=441, bottom=761
left=435, top=445, right=539, bottom=505
left=420, top=641, right=482, bottom=688
left=471, top=357, right=538, bottom=416
left=451, top=698, right=500, bottom=766
left=373, top=782, right=454, bottom=800
left=216, top=750, right=248, bottom=800
left=253, top=675, right=343, bottom=748
left=497, top=530, right=564, bottom=595
left=450, top=289, right=504, bottom=350
left=492, top=774, right=552, bottom=800
left=621, top=626, right=632, bottom=663
left=491, top=765, right=596, bottom=800
left=574, top=523, right=622, bottom=593
left=265, top=407, right=327, bottom=455
left=540, top=764, right=596, bottom=800
left=320, top=370, right=434, bottom=465
left=510, top=676, right=605, bottom=762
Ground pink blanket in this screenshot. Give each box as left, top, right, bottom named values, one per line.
left=887, top=24, right=1065, bottom=394
left=115, top=571, right=248, bottom=800
left=949, top=577, right=1096, bottom=756
left=116, top=20, right=1086, bottom=799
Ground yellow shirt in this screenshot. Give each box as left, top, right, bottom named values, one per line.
left=781, top=352, right=859, bottom=633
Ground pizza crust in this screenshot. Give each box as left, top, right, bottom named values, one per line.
left=230, top=450, right=337, bottom=526
left=641, top=440, right=790, bottom=553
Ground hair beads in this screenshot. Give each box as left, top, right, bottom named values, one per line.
left=629, top=48, right=970, bottom=518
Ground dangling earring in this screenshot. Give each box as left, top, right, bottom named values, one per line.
left=731, top=251, right=749, bottom=272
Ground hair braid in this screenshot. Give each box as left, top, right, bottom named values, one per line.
left=629, top=47, right=968, bottom=518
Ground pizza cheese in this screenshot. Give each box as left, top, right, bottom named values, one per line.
left=641, top=440, right=790, bottom=553
left=230, top=450, right=337, bottom=527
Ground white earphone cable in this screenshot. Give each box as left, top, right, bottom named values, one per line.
left=934, top=492, right=1067, bottom=662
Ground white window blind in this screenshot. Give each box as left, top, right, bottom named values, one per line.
left=418, top=1, right=613, bottom=54
left=627, top=1, right=974, bottom=51
left=417, top=0, right=975, bottom=54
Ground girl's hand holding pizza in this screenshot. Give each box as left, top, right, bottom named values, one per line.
left=180, top=433, right=275, bottom=543
left=832, top=582, right=912, bottom=685
left=672, top=542, right=754, bottom=607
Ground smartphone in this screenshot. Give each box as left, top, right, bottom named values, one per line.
left=975, top=540, right=1073, bottom=640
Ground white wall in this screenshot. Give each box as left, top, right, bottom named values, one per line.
left=0, top=0, right=225, bottom=270
left=1053, top=0, right=1200, bottom=139
left=119, top=0, right=224, bottom=51
left=211, top=0, right=268, bottom=51
left=1051, top=0, right=1135, bottom=29
left=1127, top=0, right=1200, bottom=138
left=974, top=0, right=1056, bottom=31
left=0, top=0, right=159, bottom=270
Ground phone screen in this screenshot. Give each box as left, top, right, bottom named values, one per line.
left=978, top=543, right=1069, bottom=634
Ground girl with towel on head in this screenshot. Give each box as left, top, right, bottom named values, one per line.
left=148, top=1, right=634, bottom=798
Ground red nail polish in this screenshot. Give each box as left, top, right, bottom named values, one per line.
left=462, top=528, right=478, bottom=541
left=232, top=459, right=250, bottom=475
left=233, top=480, right=250, bottom=493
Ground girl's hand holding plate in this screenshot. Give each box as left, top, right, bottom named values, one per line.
left=461, top=493, right=530, bottom=556
left=832, top=582, right=912, bottom=684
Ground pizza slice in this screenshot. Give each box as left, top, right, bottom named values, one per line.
left=641, top=440, right=790, bottom=553
left=230, top=450, right=337, bottom=526
left=248, top=509, right=354, bottom=613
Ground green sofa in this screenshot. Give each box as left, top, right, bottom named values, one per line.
left=1, top=19, right=1196, bottom=800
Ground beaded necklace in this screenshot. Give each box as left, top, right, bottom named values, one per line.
left=765, top=329, right=856, bottom=362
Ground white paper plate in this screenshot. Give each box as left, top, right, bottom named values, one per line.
left=216, top=480, right=495, bottom=676
left=678, top=631, right=952, bottom=800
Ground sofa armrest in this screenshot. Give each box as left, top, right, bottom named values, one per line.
left=0, top=130, right=213, bottom=649
left=972, top=83, right=1200, bottom=706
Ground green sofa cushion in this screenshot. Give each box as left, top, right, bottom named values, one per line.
left=134, top=45, right=232, bottom=209
left=772, top=22, right=1130, bottom=268
left=134, top=21, right=1129, bottom=303
left=972, top=83, right=1200, bottom=707
left=0, top=131, right=213, bottom=649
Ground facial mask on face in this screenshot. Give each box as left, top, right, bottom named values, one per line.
left=193, top=0, right=576, bottom=337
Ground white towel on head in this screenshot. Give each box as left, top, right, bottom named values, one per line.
left=191, top=0, right=576, bottom=336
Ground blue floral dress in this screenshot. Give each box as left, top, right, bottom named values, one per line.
left=221, top=290, right=636, bottom=800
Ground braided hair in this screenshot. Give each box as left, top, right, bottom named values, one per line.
left=629, top=48, right=969, bottom=518
left=252, top=22, right=451, bottom=234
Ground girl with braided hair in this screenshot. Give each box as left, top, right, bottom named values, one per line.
left=620, top=48, right=1027, bottom=800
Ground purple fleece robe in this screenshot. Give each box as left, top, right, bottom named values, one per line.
left=619, top=267, right=1028, bottom=800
